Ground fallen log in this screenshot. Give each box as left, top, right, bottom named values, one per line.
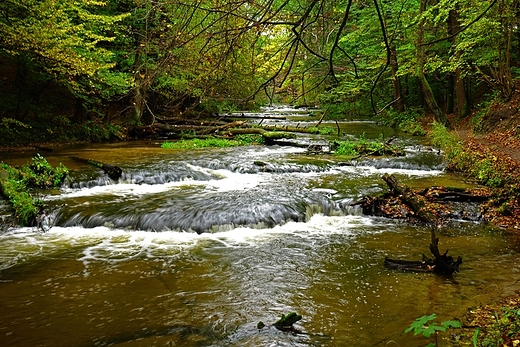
left=374, top=174, right=462, bottom=275
left=384, top=257, right=435, bottom=272
left=385, top=228, right=462, bottom=275
left=70, top=156, right=122, bottom=181
left=382, top=173, right=434, bottom=224
left=417, top=187, right=490, bottom=202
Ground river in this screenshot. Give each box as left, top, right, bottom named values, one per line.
left=0, top=107, right=518, bottom=347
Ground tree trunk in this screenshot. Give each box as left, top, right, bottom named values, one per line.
left=74, top=97, right=87, bottom=123
left=448, top=8, right=469, bottom=118
left=416, top=0, right=452, bottom=128
left=382, top=173, right=434, bottom=224
left=390, top=44, right=405, bottom=112
left=446, top=10, right=456, bottom=115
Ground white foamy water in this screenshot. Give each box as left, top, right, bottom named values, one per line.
left=0, top=214, right=376, bottom=270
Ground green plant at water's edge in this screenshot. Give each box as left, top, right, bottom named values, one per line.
left=405, top=313, right=461, bottom=347
left=0, top=155, right=69, bottom=226
left=307, top=126, right=336, bottom=135
left=0, top=166, right=42, bottom=226
left=27, top=154, right=69, bottom=188
left=161, top=134, right=264, bottom=149
left=429, top=123, right=510, bottom=189
left=331, top=134, right=404, bottom=157
left=479, top=307, right=520, bottom=347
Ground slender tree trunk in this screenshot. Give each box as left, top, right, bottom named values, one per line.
left=446, top=74, right=455, bottom=115
left=390, top=44, right=404, bottom=112
left=416, top=0, right=452, bottom=128
left=448, top=8, right=469, bottom=117
left=447, top=10, right=457, bottom=116
left=74, top=98, right=87, bottom=123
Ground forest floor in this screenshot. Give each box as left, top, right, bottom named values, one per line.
left=448, top=91, right=520, bottom=345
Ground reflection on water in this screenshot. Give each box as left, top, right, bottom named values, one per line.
left=0, top=220, right=518, bottom=347
left=0, top=112, right=518, bottom=347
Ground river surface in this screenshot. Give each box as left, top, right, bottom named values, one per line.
left=0, top=107, right=519, bottom=347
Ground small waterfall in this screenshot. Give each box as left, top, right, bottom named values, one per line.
left=57, top=188, right=362, bottom=234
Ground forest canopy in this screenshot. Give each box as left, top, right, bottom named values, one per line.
left=0, top=0, right=518, bottom=145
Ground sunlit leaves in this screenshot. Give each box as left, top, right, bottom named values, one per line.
left=0, top=0, right=130, bottom=98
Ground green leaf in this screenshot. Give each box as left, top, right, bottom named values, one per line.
left=441, top=320, right=462, bottom=329
left=422, top=325, right=446, bottom=338
left=405, top=313, right=437, bottom=335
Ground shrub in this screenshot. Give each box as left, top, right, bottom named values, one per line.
left=0, top=155, right=69, bottom=226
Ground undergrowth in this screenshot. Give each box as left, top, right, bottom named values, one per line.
left=0, top=154, right=68, bottom=226
left=429, top=123, right=510, bottom=188
left=429, top=121, right=520, bottom=227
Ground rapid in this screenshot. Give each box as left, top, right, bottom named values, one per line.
left=0, top=107, right=518, bottom=347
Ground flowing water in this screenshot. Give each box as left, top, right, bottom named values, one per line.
left=1, top=107, right=519, bottom=347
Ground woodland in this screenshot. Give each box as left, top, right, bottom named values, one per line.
left=0, top=0, right=518, bottom=146
left=2, top=1, right=520, bottom=345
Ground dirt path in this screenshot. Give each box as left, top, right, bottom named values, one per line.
left=453, top=121, right=520, bottom=230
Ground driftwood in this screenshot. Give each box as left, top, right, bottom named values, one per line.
left=417, top=187, right=490, bottom=202
left=128, top=120, right=245, bottom=139
left=385, top=228, right=462, bottom=275
left=382, top=173, right=434, bottom=223
left=375, top=174, right=463, bottom=275
left=222, top=112, right=287, bottom=120
left=357, top=174, right=489, bottom=224
left=128, top=119, right=323, bottom=140
left=70, top=156, right=122, bottom=181
left=273, top=312, right=302, bottom=331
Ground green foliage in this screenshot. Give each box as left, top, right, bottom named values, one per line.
left=478, top=307, right=520, bottom=347
left=0, top=155, right=68, bottom=225
left=470, top=92, right=499, bottom=133
left=0, top=165, right=42, bottom=226
left=405, top=313, right=461, bottom=347
left=0, top=115, right=123, bottom=147
left=332, top=139, right=359, bottom=156
left=27, top=154, right=69, bottom=189
left=429, top=123, right=509, bottom=188
left=331, top=135, right=403, bottom=157
left=321, top=127, right=336, bottom=135
left=0, top=0, right=130, bottom=100
left=306, top=126, right=335, bottom=135
left=0, top=118, right=32, bottom=146
left=161, top=135, right=263, bottom=149
left=0, top=0, right=517, bottom=142
left=430, top=122, right=460, bottom=151
left=380, top=108, right=426, bottom=136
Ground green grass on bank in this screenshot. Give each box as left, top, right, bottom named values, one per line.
left=161, top=134, right=264, bottom=149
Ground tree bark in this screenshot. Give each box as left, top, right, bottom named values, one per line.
left=416, top=0, right=452, bottom=128
left=70, top=156, right=123, bottom=181
left=449, top=8, right=469, bottom=118
left=382, top=173, right=434, bottom=224
left=390, top=44, right=405, bottom=112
